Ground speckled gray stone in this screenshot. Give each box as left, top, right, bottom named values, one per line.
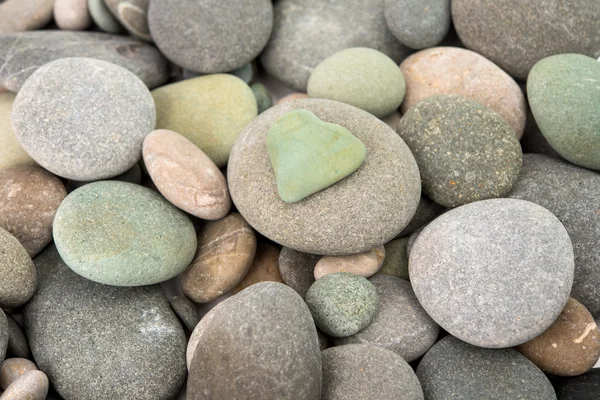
left=261, top=0, right=411, bottom=91
left=23, top=245, right=187, bottom=400
left=334, top=275, right=439, bottom=362
left=187, top=282, right=322, bottom=400
left=0, top=31, right=169, bottom=92
left=398, top=95, right=522, bottom=208
left=5, top=315, right=30, bottom=359
left=452, top=0, right=600, bottom=80
left=384, top=0, right=450, bottom=49
left=305, top=273, right=378, bottom=338
left=398, top=195, right=445, bottom=237
left=509, top=154, right=600, bottom=318
left=169, top=296, right=199, bottom=331
left=410, top=198, right=574, bottom=348
left=278, top=247, right=320, bottom=299
left=322, top=344, right=424, bottom=400
left=228, top=99, right=421, bottom=255
left=148, top=0, right=273, bottom=73
left=378, top=237, right=409, bottom=280
left=0, top=228, right=36, bottom=309
left=0, top=310, right=7, bottom=364
left=417, top=335, right=556, bottom=400
left=12, top=57, right=156, bottom=181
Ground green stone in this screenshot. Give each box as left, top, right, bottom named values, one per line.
left=267, top=110, right=367, bottom=203
left=251, top=83, right=273, bottom=114
left=528, top=54, right=600, bottom=171
left=378, top=237, right=409, bottom=280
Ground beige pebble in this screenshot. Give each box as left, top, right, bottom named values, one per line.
left=0, top=93, right=37, bottom=171
left=234, top=242, right=283, bottom=293
left=276, top=92, right=308, bottom=105
left=0, top=370, right=48, bottom=400
left=0, top=0, right=54, bottom=33
left=314, top=246, right=385, bottom=280
left=54, top=0, right=92, bottom=30
left=0, top=359, right=37, bottom=390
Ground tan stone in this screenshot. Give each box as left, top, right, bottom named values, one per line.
left=234, top=242, right=283, bottom=293
left=0, top=370, right=48, bottom=400
left=517, top=298, right=600, bottom=376
left=181, top=213, right=256, bottom=303
left=400, top=47, right=526, bottom=138
left=143, top=129, right=231, bottom=220
left=54, top=0, right=92, bottom=30
left=276, top=92, right=308, bottom=105
left=0, top=0, right=54, bottom=33
left=314, top=246, right=385, bottom=280
left=0, top=359, right=37, bottom=390
left=0, top=93, right=37, bottom=171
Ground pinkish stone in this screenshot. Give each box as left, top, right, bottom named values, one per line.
left=314, top=246, right=385, bottom=280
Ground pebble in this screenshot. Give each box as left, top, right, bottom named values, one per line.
left=0, top=0, right=54, bottom=33
left=0, top=31, right=169, bottom=92
left=152, top=74, right=257, bottom=167
left=410, top=198, right=574, bottom=348
left=187, top=282, right=322, bottom=399
left=307, top=47, right=406, bottom=118
left=380, top=110, right=401, bottom=131
left=517, top=298, right=600, bottom=377
left=143, top=129, right=231, bottom=220
left=278, top=247, right=319, bottom=298
left=88, top=0, right=124, bottom=33
left=251, top=83, right=273, bottom=114
left=261, top=0, right=410, bottom=91
left=321, top=344, right=424, bottom=400
left=234, top=242, right=283, bottom=293
left=0, top=93, right=36, bottom=171
left=104, top=0, right=151, bottom=41
left=398, top=195, right=445, bottom=237
left=185, top=301, right=224, bottom=369
left=149, top=0, right=273, bottom=73
left=0, top=228, right=36, bottom=309
left=378, top=237, right=409, bottom=280
left=181, top=212, right=257, bottom=303
left=0, top=370, right=48, bottom=400
left=54, top=0, right=91, bottom=30
left=400, top=47, right=526, bottom=137
left=384, top=0, right=450, bottom=49
left=398, top=95, right=522, bottom=207
left=228, top=98, right=421, bottom=255
left=554, top=368, right=600, bottom=400
left=12, top=57, right=156, bottom=181
left=168, top=296, right=199, bottom=331
left=230, top=62, right=255, bottom=85
left=527, top=54, right=600, bottom=170
left=5, top=316, right=30, bottom=359
left=417, top=335, right=556, bottom=400
left=67, top=163, right=143, bottom=191
left=23, top=245, right=187, bottom=400
left=0, top=311, right=6, bottom=364
left=276, top=93, right=308, bottom=105
left=305, top=272, right=378, bottom=338
left=314, top=246, right=385, bottom=280
left=0, top=358, right=37, bottom=390
left=452, top=0, right=600, bottom=80
left=0, top=166, right=66, bottom=257
left=53, top=181, right=197, bottom=286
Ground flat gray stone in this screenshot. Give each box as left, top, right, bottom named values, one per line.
left=278, top=247, right=320, bottom=298
left=169, top=296, right=199, bottom=331
left=6, top=313, right=30, bottom=358
left=384, top=0, right=450, bottom=49
left=0, top=309, right=7, bottom=364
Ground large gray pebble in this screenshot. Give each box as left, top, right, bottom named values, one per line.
left=384, top=0, right=450, bottom=49
left=278, top=247, right=319, bottom=298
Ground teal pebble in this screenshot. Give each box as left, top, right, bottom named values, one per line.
left=250, top=83, right=273, bottom=114
left=88, top=0, right=125, bottom=34
left=229, top=62, right=255, bottom=84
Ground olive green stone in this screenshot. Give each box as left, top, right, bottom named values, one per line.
left=267, top=110, right=367, bottom=203
left=528, top=54, right=600, bottom=171
left=250, top=83, right=273, bottom=114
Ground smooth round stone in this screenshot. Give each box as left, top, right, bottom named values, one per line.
left=0, top=358, right=37, bottom=390
left=261, top=0, right=410, bottom=91
left=234, top=242, right=283, bottom=293
left=410, top=198, right=574, bottom=348
left=53, top=181, right=197, bottom=286
left=0, top=166, right=66, bottom=257
left=0, top=0, right=54, bottom=33
left=277, top=93, right=308, bottom=105
left=307, top=47, right=406, bottom=118
left=400, top=47, right=526, bottom=137
left=251, top=83, right=273, bottom=114
left=54, top=0, right=91, bottom=30
left=88, top=0, right=124, bottom=33
left=0, top=93, right=36, bottom=171
left=149, top=0, right=273, bottom=73
left=334, top=275, right=439, bottom=362
left=143, top=129, right=231, bottom=220
left=23, top=245, right=187, bottom=400
left=509, top=155, right=600, bottom=317
left=0, top=228, right=36, bottom=309
left=398, top=95, right=522, bottom=208
left=554, top=369, right=600, bottom=400
left=0, top=310, right=6, bottom=364
left=322, top=344, right=424, bottom=400
left=384, top=0, right=450, bottom=49
left=528, top=54, right=600, bottom=170
left=12, top=57, right=155, bottom=181
left=278, top=247, right=319, bottom=299
left=314, top=246, right=385, bottom=280
left=378, top=237, right=409, bottom=280
left=152, top=74, right=257, bottom=167
left=181, top=213, right=256, bottom=303
left=104, top=0, right=151, bottom=41
left=306, top=272, right=378, bottom=338
left=187, top=282, right=322, bottom=399
left=398, top=195, right=445, bottom=237
left=228, top=99, right=421, bottom=255
left=517, top=298, right=600, bottom=376
left=169, top=296, right=199, bottom=331
left=5, top=316, right=30, bottom=359
left=417, top=336, right=556, bottom=400
left=452, top=0, right=600, bottom=80
left=0, top=370, right=48, bottom=400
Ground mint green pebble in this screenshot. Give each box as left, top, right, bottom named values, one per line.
left=267, top=109, right=367, bottom=203
left=53, top=181, right=197, bottom=286
left=307, top=47, right=406, bottom=118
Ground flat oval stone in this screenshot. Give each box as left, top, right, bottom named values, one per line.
left=398, top=95, right=522, bottom=208
left=5, top=316, right=30, bottom=359
left=149, top=0, right=273, bottom=73
left=278, top=247, right=319, bottom=299
left=322, top=344, right=424, bottom=400
left=384, top=0, right=450, bottom=49
left=0, top=358, right=37, bottom=390
left=307, top=47, right=406, bottom=118
left=152, top=74, right=257, bottom=167
left=181, top=212, right=257, bottom=303
left=187, top=282, right=322, bottom=399
left=169, top=296, right=199, bottom=331
left=0, top=370, right=48, bottom=400
left=314, top=246, right=385, bottom=280
left=0, top=93, right=36, bottom=171
left=88, top=0, right=124, bottom=33
left=228, top=99, right=421, bottom=255
left=0, top=31, right=169, bottom=92
left=400, top=47, right=526, bottom=137
left=104, top=0, right=151, bottom=41
left=0, top=310, right=7, bottom=364
left=23, top=245, right=187, bottom=400
left=0, top=0, right=54, bottom=33
left=0, top=228, right=36, bottom=309
left=378, top=237, right=409, bottom=280
left=12, top=57, right=155, bottom=181
left=53, top=181, right=197, bottom=286
left=410, top=198, right=574, bottom=348
left=234, top=242, right=283, bottom=293
left=143, top=129, right=231, bottom=220
left=0, top=166, right=66, bottom=257
left=54, top=0, right=91, bottom=30
left=452, top=0, right=600, bottom=80
left=417, top=336, right=556, bottom=400
left=528, top=54, right=600, bottom=170
left=554, top=369, right=600, bottom=400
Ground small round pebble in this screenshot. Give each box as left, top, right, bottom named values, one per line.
left=278, top=247, right=319, bottom=299
left=5, top=316, right=30, bottom=359
left=54, top=0, right=91, bottom=30
left=0, top=228, right=36, bottom=309
left=384, top=0, right=450, bottom=49
left=88, top=0, right=124, bottom=33
left=0, top=93, right=36, bottom=171
left=169, top=296, right=200, bottom=331
left=378, top=237, right=409, bottom=280
left=0, top=370, right=48, bottom=400
left=314, top=246, right=385, bottom=280
left=0, top=358, right=37, bottom=390
left=234, top=242, right=283, bottom=293
left=250, top=83, right=273, bottom=114
left=305, top=272, right=378, bottom=338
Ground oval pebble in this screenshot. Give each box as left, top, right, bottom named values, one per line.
left=0, top=93, right=36, bottom=171
left=54, top=0, right=91, bottom=30
left=314, top=246, right=385, bottom=280
left=169, top=296, right=199, bottom=331
left=88, top=0, right=124, bottom=33
left=278, top=247, right=319, bottom=299
left=234, top=242, right=283, bottom=293
left=104, top=0, right=151, bottom=41
left=5, top=316, right=30, bottom=359
left=384, top=0, right=450, bottom=49
left=0, top=358, right=37, bottom=390
left=0, top=370, right=48, bottom=400
left=0, top=228, right=36, bottom=309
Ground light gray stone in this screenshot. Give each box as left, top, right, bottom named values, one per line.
left=384, top=0, right=450, bottom=49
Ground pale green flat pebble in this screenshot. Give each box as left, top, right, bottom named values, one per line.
left=88, top=0, right=125, bottom=33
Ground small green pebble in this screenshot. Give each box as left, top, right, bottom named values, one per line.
left=251, top=83, right=273, bottom=114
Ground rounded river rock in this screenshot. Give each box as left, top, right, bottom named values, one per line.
left=0, top=228, right=36, bottom=309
